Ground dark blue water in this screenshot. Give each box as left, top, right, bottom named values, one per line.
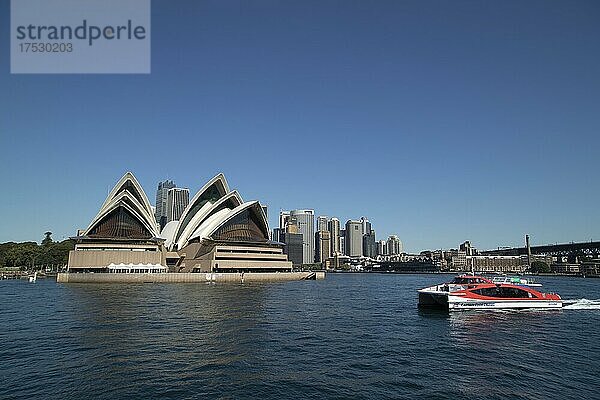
left=1, top=274, right=599, bottom=400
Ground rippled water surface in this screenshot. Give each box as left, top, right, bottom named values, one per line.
left=1, top=274, right=599, bottom=400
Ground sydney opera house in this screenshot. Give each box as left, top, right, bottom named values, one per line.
left=67, top=172, right=293, bottom=274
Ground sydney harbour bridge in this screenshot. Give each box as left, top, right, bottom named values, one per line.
left=481, top=240, right=600, bottom=262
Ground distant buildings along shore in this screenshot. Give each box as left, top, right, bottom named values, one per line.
left=274, top=211, right=403, bottom=269
left=61, top=173, right=600, bottom=277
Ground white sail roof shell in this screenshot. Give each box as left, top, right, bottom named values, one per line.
left=83, top=172, right=158, bottom=237
left=175, top=191, right=243, bottom=250
left=172, top=173, right=231, bottom=247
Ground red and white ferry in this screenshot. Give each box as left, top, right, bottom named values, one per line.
left=418, top=275, right=493, bottom=307
left=447, top=284, right=562, bottom=310
left=418, top=275, right=562, bottom=310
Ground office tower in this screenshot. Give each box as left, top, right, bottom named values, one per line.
left=315, top=215, right=330, bottom=263
left=377, top=240, right=387, bottom=256
left=363, top=230, right=376, bottom=258
left=167, top=187, right=190, bottom=223
left=339, top=236, right=345, bottom=255
left=274, top=215, right=303, bottom=265
left=315, top=230, right=331, bottom=264
left=283, top=232, right=303, bottom=266
left=360, top=216, right=371, bottom=236
left=459, top=240, right=475, bottom=256
left=286, top=217, right=299, bottom=234
left=317, top=216, right=329, bottom=233
left=155, top=180, right=175, bottom=230
left=279, top=210, right=291, bottom=230
left=272, top=227, right=284, bottom=243
left=387, top=235, right=403, bottom=255
left=289, top=210, right=314, bottom=264
left=328, top=217, right=340, bottom=255
left=345, top=220, right=363, bottom=257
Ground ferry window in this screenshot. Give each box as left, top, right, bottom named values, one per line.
left=515, top=288, right=529, bottom=298
left=452, top=278, right=470, bottom=284
left=497, top=287, right=529, bottom=298
left=473, top=288, right=499, bottom=297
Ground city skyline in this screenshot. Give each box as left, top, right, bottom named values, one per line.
left=1, top=1, right=599, bottom=251
left=0, top=171, right=595, bottom=254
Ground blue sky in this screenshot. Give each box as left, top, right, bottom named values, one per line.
left=1, top=0, right=598, bottom=252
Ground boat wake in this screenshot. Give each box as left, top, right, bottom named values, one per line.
left=563, top=299, right=600, bottom=310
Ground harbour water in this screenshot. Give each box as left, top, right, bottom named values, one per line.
left=1, top=274, right=599, bottom=399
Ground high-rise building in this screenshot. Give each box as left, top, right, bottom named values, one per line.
left=275, top=215, right=303, bottom=265
left=279, top=210, right=291, bottom=230
left=155, top=180, right=175, bottom=230
left=285, top=217, right=299, bottom=234
left=315, top=230, right=331, bottom=264
left=289, top=210, right=315, bottom=264
left=317, top=216, right=329, bottom=232
left=339, top=236, right=345, bottom=255
left=315, top=215, right=330, bottom=263
left=272, top=227, right=284, bottom=243
left=283, top=232, right=303, bottom=266
left=328, top=217, right=340, bottom=255
left=459, top=240, right=475, bottom=256
left=345, top=220, right=363, bottom=257
left=387, top=235, right=403, bottom=255
left=167, top=187, right=190, bottom=223
left=360, top=216, right=371, bottom=236
left=377, top=240, right=387, bottom=256
left=363, top=230, right=376, bottom=258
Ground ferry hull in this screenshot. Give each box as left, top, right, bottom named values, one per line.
left=447, top=296, right=562, bottom=310
left=418, top=290, right=449, bottom=307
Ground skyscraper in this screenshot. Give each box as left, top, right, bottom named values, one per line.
left=315, top=230, right=331, bottom=264
left=363, top=230, right=376, bottom=258
left=345, top=220, right=363, bottom=257
left=278, top=214, right=303, bottom=266
left=328, top=217, right=340, bottom=255
left=377, top=240, right=387, bottom=256
left=167, top=187, right=190, bottom=223
left=279, top=210, right=291, bottom=230
left=360, top=216, right=371, bottom=236
left=315, top=216, right=330, bottom=264
left=155, top=180, right=175, bottom=230
left=289, top=209, right=314, bottom=264
left=272, top=227, right=284, bottom=243
left=387, top=235, right=403, bottom=255
left=283, top=232, right=303, bottom=266
left=317, top=216, right=329, bottom=232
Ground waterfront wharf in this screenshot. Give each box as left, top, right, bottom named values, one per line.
left=57, top=271, right=325, bottom=283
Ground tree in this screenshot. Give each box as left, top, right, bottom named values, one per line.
left=42, top=232, right=53, bottom=246
left=3, top=242, right=39, bottom=269
left=530, top=261, right=551, bottom=274
left=0, top=239, right=74, bottom=270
